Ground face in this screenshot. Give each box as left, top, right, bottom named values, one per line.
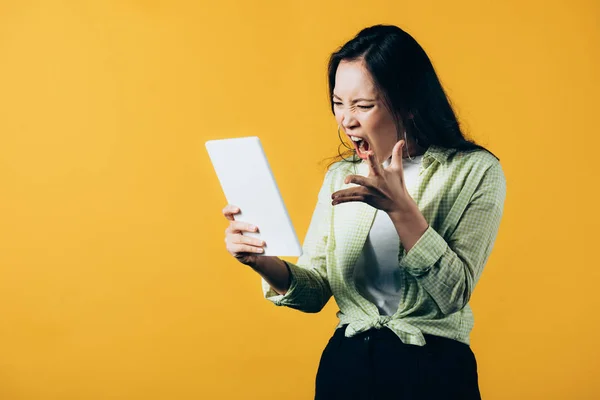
left=333, top=59, right=400, bottom=163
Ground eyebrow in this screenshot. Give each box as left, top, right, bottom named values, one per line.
left=332, top=94, right=377, bottom=103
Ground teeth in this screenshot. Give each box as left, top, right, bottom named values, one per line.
left=350, top=136, right=362, bottom=142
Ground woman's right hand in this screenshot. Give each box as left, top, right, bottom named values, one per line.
left=223, top=204, right=266, bottom=267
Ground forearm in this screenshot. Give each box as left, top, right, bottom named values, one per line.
left=388, top=203, right=429, bottom=252
left=260, top=166, right=335, bottom=312
left=250, top=256, right=290, bottom=295
left=396, top=190, right=505, bottom=315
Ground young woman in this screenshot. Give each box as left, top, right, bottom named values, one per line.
left=222, top=24, right=506, bottom=399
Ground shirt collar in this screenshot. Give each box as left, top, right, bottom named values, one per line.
left=422, top=145, right=455, bottom=167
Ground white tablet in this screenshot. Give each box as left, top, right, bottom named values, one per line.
left=205, top=136, right=302, bottom=257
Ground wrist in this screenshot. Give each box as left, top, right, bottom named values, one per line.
left=388, top=202, right=421, bottom=223
left=388, top=205, right=429, bottom=252
left=247, top=255, right=267, bottom=271
left=248, top=255, right=279, bottom=272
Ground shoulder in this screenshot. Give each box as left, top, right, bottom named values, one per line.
left=318, top=159, right=361, bottom=194
left=454, top=149, right=506, bottom=201
left=325, top=159, right=359, bottom=180
left=430, top=146, right=506, bottom=202
left=445, top=147, right=504, bottom=181
left=314, top=160, right=354, bottom=199
left=447, top=147, right=499, bottom=168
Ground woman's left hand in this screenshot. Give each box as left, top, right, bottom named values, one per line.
left=331, top=140, right=418, bottom=218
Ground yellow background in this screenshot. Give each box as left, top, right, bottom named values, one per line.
left=0, top=0, right=598, bottom=399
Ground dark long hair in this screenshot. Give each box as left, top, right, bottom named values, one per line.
left=324, top=24, right=496, bottom=168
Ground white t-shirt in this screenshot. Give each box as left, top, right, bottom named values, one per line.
left=353, top=154, right=424, bottom=316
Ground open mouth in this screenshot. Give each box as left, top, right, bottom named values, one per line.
left=349, top=136, right=370, bottom=159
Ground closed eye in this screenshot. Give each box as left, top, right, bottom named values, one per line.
left=333, top=102, right=373, bottom=110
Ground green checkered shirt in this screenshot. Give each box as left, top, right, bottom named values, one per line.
left=262, top=145, right=506, bottom=346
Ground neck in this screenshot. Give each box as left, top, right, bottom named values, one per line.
left=403, top=136, right=427, bottom=159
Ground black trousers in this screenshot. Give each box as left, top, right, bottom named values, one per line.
left=315, top=325, right=481, bottom=400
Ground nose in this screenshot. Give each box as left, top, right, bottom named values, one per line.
left=340, top=110, right=359, bottom=131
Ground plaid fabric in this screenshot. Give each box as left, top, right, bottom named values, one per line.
left=262, top=145, right=506, bottom=346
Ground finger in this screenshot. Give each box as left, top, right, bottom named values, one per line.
left=225, top=221, right=259, bottom=235
left=341, top=175, right=374, bottom=190
left=222, top=204, right=240, bottom=214
left=331, top=186, right=371, bottom=200
left=226, top=233, right=265, bottom=254
left=222, top=205, right=241, bottom=220
left=367, top=151, right=383, bottom=177
left=227, top=233, right=265, bottom=247
left=395, top=140, right=407, bottom=181
left=233, top=244, right=265, bottom=254
left=332, top=185, right=369, bottom=198
left=332, top=195, right=367, bottom=205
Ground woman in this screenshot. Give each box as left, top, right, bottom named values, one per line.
left=222, top=24, right=505, bottom=399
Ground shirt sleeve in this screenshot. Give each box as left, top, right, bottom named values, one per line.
left=399, top=161, right=506, bottom=315
left=261, top=168, right=335, bottom=313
